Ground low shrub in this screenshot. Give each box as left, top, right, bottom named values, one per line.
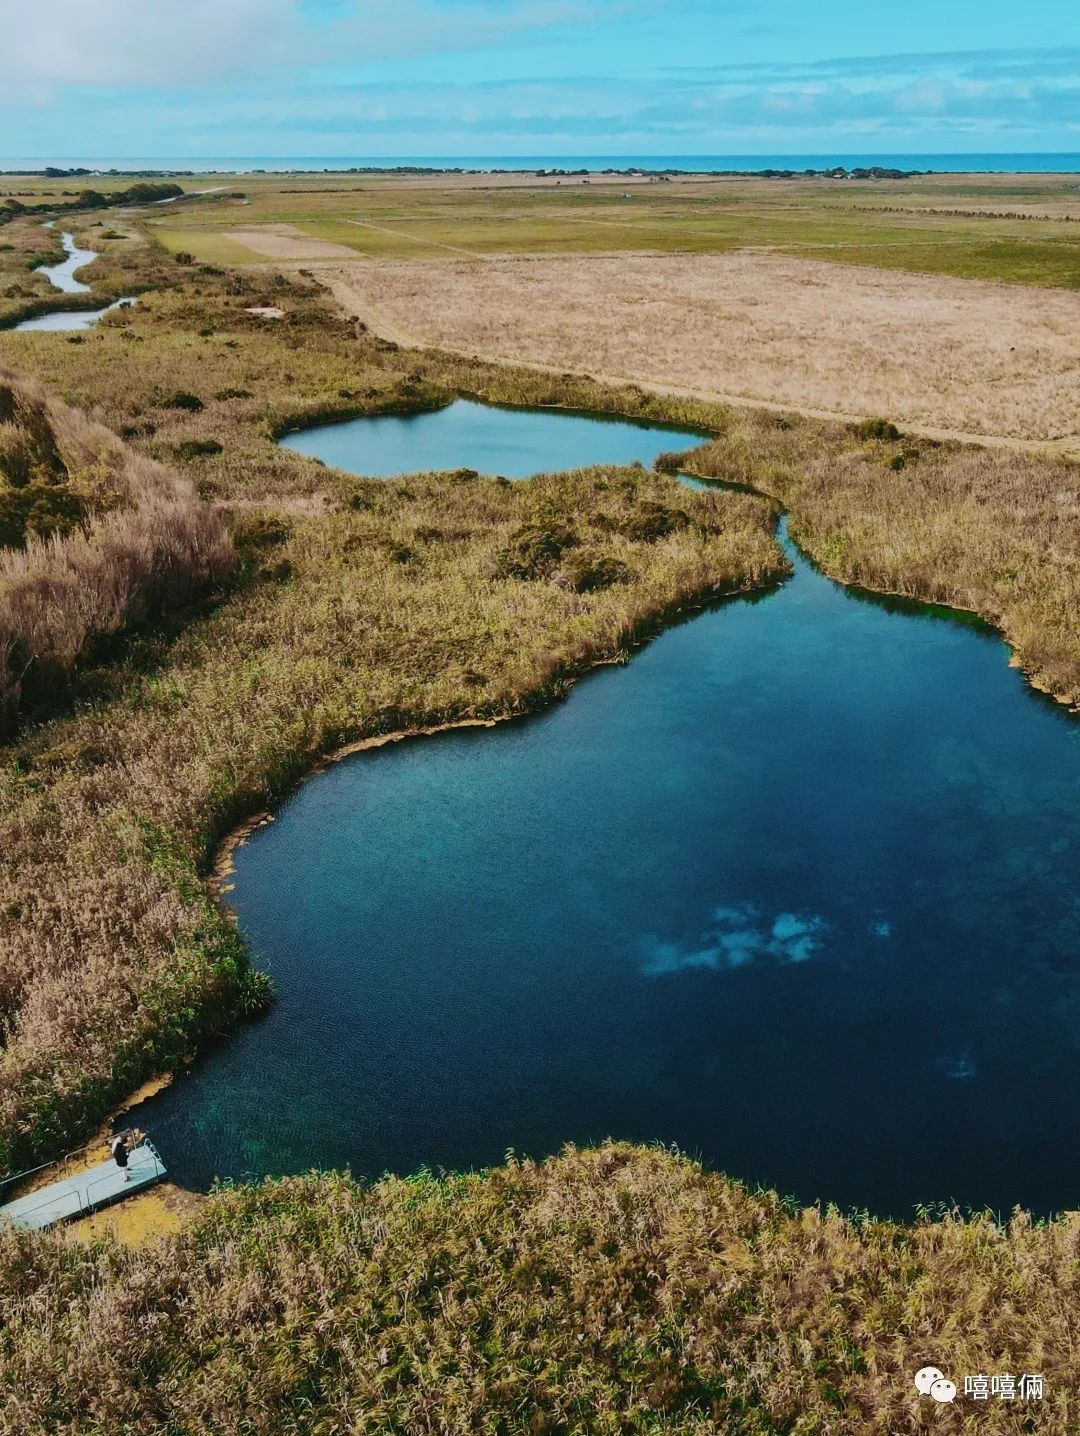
left=620, top=499, right=688, bottom=542
left=855, top=416, right=902, bottom=441
left=174, top=438, right=223, bottom=459
left=235, top=512, right=292, bottom=550
left=557, top=549, right=630, bottom=592
left=494, top=521, right=578, bottom=579
left=157, top=390, right=204, bottom=412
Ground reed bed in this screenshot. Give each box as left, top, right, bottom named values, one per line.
left=0, top=369, right=232, bottom=727
left=2, top=1143, right=1078, bottom=1434
left=0, top=455, right=781, bottom=1170
left=0, top=198, right=1077, bottom=1436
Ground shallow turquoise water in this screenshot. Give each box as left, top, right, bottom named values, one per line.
left=143, top=406, right=1080, bottom=1218
left=279, top=398, right=709, bottom=478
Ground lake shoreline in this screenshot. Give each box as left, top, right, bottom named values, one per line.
left=208, top=564, right=785, bottom=900
left=681, top=468, right=1079, bottom=712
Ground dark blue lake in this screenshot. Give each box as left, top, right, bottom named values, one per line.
left=143, top=408, right=1080, bottom=1219
left=279, top=398, right=708, bottom=477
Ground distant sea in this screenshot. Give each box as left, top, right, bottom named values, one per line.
left=2, top=153, right=1079, bottom=174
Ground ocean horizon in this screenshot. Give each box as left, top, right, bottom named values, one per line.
left=2, top=152, right=1079, bottom=175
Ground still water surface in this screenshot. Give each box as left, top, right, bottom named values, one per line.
left=143, top=406, right=1080, bottom=1217
left=35, top=230, right=95, bottom=294
left=14, top=298, right=136, bottom=332
left=279, top=398, right=708, bottom=477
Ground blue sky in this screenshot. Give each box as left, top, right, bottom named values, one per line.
left=1, top=0, right=1077, bottom=158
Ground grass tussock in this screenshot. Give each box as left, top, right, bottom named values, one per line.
left=0, top=368, right=232, bottom=729
left=2, top=1144, right=1079, bottom=1434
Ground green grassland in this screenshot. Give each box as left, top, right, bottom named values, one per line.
left=122, top=168, right=1080, bottom=285
left=5, top=167, right=1078, bottom=284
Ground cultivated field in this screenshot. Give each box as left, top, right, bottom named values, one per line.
left=325, top=251, right=1080, bottom=444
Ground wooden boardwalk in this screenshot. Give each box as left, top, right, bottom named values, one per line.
left=0, top=1141, right=166, bottom=1231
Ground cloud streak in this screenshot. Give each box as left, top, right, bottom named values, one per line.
left=640, top=904, right=826, bottom=979
left=1, top=3, right=1074, bottom=153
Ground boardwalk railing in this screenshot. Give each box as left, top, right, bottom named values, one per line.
left=0, top=1139, right=166, bottom=1231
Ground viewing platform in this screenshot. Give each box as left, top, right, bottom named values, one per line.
left=0, top=1140, right=166, bottom=1231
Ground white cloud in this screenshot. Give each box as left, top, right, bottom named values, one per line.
left=0, top=0, right=618, bottom=97
left=640, top=903, right=826, bottom=978
left=0, top=0, right=295, bottom=91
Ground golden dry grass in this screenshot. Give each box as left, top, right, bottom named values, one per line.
left=5, top=1144, right=1080, bottom=1434
left=0, top=218, right=1076, bottom=1179
left=1, top=193, right=1080, bottom=1434
left=0, top=369, right=232, bottom=728
left=0, top=431, right=780, bottom=1171
left=323, top=251, right=1080, bottom=444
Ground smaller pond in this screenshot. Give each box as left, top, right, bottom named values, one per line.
left=14, top=298, right=137, bottom=332
left=35, top=231, right=96, bottom=295
left=279, top=398, right=709, bottom=477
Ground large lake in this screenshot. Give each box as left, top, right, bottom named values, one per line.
left=143, top=406, right=1080, bottom=1218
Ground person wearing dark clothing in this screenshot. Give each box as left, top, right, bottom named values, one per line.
left=110, top=1133, right=130, bottom=1181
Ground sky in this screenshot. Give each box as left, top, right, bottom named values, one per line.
left=0, top=0, right=1077, bottom=159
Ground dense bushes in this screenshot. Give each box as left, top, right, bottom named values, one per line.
left=855, top=416, right=902, bottom=441
left=495, top=520, right=578, bottom=579
left=0, top=492, right=233, bottom=727
left=4, top=1144, right=1080, bottom=1433
left=0, top=369, right=233, bottom=730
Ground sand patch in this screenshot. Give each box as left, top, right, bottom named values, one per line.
left=225, top=225, right=359, bottom=260
left=68, top=1183, right=199, bottom=1246
left=323, top=251, right=1080, bottom=443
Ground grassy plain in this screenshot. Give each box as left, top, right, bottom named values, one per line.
left=117, top=167, right=1080, bottom=286
left=324, top=251, right=1080, bottom=443
left=73, top=167, right=1078, bottom=446
left=0, top=177, right=1079, bottom=1432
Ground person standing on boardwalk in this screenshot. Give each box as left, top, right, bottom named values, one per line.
left=110, top=1133, right=130, bottom=1181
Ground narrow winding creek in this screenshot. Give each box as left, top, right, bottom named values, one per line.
left=12, top=229, right=135, bottom=330
left=143, top=403, right=1080, bottom=1218
left=34, top=230, right=95, bottom=294
left=15, top=298, right=135, bottom=332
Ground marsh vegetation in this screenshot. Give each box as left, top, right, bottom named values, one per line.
left=0, top=180, right=1078, bottom=1432
left=4, top=1144, right=1080, bottom=1434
